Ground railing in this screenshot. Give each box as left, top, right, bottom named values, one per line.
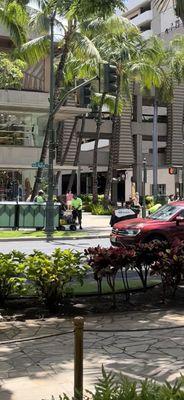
left=23, top=71, right=45, bottom=92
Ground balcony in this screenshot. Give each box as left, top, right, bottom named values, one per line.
left=131, top=10, right=152, bottom=27
left=142, top=29, right=153, bottom=39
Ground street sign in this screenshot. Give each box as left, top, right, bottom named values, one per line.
left=32, top=162, right=48, bottom=168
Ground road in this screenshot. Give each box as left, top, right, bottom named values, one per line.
left=0, top=237, right=110, bottom=254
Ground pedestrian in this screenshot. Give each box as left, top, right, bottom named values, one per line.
left=66, top=190, right=73, bottom=210
left=71, top=194, right=83, bottom=229
left=34, top=190, right=45, bottom=203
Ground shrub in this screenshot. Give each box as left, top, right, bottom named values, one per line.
left=24, top=248, right=89, bottom=309
left=85, top=246, right=135, bottom=307
left=50, top=367, right=184, bottom=400
left=91, top=204, right=112, bottom=215
left=145, top=195, right=154, bottom=209
left=134, top=241, right=168, bottom=289
left=0, top=250, right=26, bottom=304
left=150, top=239, right=184, bottom=297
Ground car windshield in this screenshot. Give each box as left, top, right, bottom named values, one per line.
left=149, top=204, right=182, bottom=221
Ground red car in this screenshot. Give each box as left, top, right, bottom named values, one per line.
left=110, top=201, right=184, bottom=247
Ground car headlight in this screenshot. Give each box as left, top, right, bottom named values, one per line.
left=119, top=229, right=141, bottom=236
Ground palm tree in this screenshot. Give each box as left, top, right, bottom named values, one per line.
left=29, top=1, right=102, bottom=199
left=89, top=16, right=165, bottom=200
left=154, top=0, right=184, bottom=23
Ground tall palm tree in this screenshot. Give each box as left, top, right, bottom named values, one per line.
left=29, top=1, right=103, bottom=199
left=90, top=16, right=165, bottom=200
left=154, top=0, right=184, bottom=23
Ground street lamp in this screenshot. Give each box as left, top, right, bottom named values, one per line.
left=45, top=13, right=55, bottom=241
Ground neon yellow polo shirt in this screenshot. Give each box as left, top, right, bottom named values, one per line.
left=71, top=198, right=82, bottom=210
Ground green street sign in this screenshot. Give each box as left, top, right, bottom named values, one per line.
left=32, top=162, right=49, bottom=168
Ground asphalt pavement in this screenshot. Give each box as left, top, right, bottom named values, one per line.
left=0, top=237, right=110, bottom=254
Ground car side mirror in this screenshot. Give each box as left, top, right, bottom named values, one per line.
left=176, top=216, right=184, bottom=226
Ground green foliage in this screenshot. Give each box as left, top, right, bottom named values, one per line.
left=68, top=0, right=125, bottom=20
left=24, top=248, right=89, bottom=308
left=0, top=250, right=26, bottom=304
left=145, top=196, right=154, bottom=209
left=91, top=204, right=112, bottom=215
left=50, top=367, right=184, bottom=400
left=0, top=52, right=26, bottom=89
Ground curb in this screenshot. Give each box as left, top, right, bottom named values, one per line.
left=0, top=233, right=110, bottom=242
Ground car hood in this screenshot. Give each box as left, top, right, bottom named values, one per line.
left=113, top=218, right=162, bottom=230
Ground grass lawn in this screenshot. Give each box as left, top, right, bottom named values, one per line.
left=67, top=279, right=161, bottom=296
left=0, top=230, right=86, bottom=239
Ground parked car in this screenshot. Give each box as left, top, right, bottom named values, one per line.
left=110, top=201, right=184, bottom=247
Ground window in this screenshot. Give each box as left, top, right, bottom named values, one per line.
left=149, top=204, right=182, bottom=221
left=0, top=112, right=47, bottom=147
left=151, top=184, right=166, bottom=196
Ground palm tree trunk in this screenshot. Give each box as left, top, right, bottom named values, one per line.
left=104, top=76, right=121, bottom=201
left=31, top=119, right=49, bottom=200
left=31, top=25, right=75, bottom=199
left=152, top=94, right=158, bottom=201
left=92, top=93, right=106, bottom=204
left=67, top=115, right=86, bottom=192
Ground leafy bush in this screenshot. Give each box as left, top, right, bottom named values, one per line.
left=145, top=196, right=154, bottom=209
left=85, top=246, right=135, bottom=306
left=50, top=367, right=184, bottom=400
left=150, top=239, right=184, bottom=297
left=23, top=248, right=89, bottom=309
left=134, top=241, right=168, bottom=289
left=91, top=204, right=112, bottom=215
left=85, top=240, right=184, bottom=306
left=0, top=250, right=26, bottom=304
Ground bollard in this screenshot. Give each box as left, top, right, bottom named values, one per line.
left=74, top=316, right=84, bottom=400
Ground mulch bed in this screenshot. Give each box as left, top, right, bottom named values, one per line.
left=0, top=284, right=183, bottom=321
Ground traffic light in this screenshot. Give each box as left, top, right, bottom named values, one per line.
left=104, top=64, right=118, bottom=95
left=169, top=167, right=177, bottom=175
left=79, top=83, right=91, bottom=107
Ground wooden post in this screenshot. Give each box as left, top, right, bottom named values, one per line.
left=74, top=317, right=84, bottom=400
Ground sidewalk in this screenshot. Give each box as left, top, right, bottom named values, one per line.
left=0, top=310, right=183, bottom=400
left=0, top=213, right=111, bottom=241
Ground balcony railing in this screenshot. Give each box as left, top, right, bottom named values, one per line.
left=23, top=71, right=45, bottom=92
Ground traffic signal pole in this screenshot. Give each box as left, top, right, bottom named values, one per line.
left=45, top=13, right=55, bottom=241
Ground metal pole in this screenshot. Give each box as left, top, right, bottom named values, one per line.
left=142, top=158, right=147, bottom=218
left=45, top=14, right=55, bottom=240
left=74, top=317, right=84, bottom=400
left=182, top=102, right=184, bottom=199
left=152, top=95, right=158, bottom=201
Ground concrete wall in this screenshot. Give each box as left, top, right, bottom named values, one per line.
left=145, top=168, right=175, bottom=195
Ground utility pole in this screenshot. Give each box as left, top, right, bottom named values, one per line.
left=142, top=158, right=147, bottom=218
left=45, top=13, right=55, bottom=241
left=152, top=95, right=158, bottom=201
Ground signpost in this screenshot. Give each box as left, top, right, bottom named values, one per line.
left=32, top=162, right=48, bottom=168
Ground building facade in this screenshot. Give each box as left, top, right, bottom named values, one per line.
left=0, top=26, right=89, bottom=200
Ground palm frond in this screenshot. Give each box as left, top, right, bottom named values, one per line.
left=153, top=0, right=170, bottom=11
left=71, top=31, right=101, bottom=62
left=19, top=35, right=50, bottom=64
left=93, top=93, right=124, bottom=115
left=0, top=5, right=27, bottom=46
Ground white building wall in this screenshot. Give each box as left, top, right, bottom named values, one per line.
left=145, top=168, right=175, bottom=196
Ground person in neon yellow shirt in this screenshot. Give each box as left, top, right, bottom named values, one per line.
left=71, top=194, right=83, bottom=229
